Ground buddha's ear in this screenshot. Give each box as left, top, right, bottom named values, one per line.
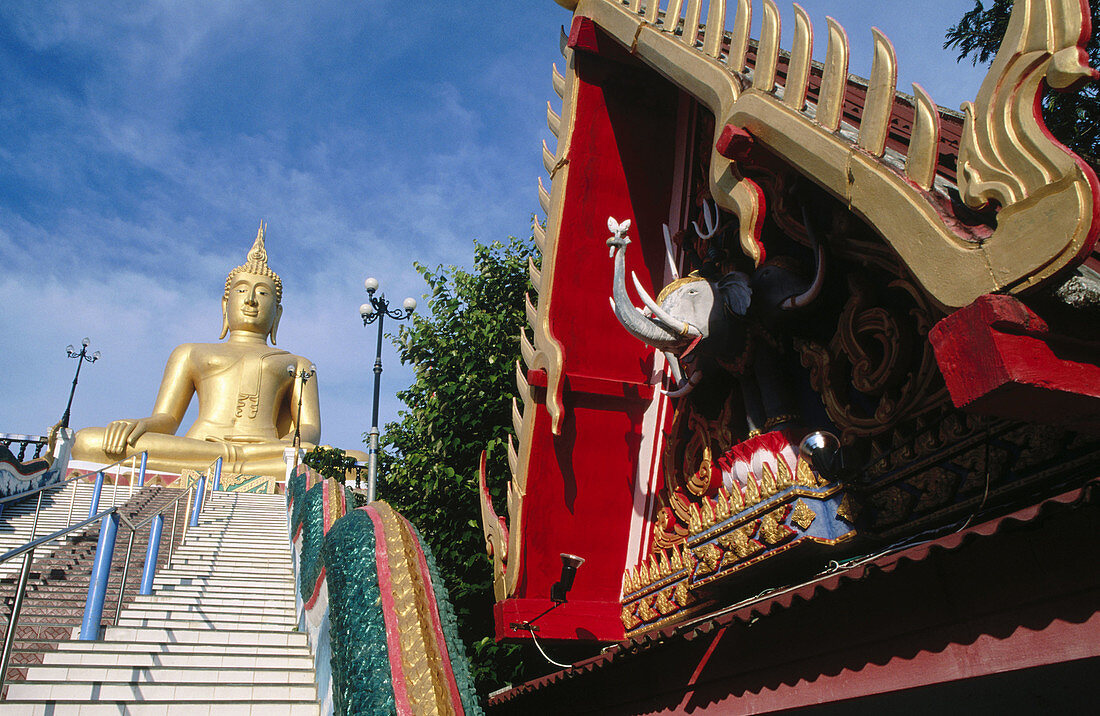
left=270, top=304, right=283, bottom=345
left=219, top=296, right=229, bottom=340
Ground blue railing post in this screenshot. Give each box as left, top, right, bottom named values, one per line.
left=139, top=514, right=164, bottom=596
left=137, top=452, right=148, bottom=488
left=189, top=473, right=206, bottom=527
left=80, top=512, right=119, bottom=640
left=212, top=457, right=222, bottom=492
left=88, top=471, right=105, bottom=518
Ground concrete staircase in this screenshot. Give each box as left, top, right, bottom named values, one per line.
left=0, top=490, right=318, bottom=715
left=0, top=480, right=139, bottom=581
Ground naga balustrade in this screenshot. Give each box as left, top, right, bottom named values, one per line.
left=0, top=434, right=48, bottom=462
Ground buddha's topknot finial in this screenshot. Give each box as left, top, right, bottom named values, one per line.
left=225, top=221, right=283, bottom=303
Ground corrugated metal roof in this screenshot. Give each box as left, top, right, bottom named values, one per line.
left=490, top=479, right=1100, bottom=705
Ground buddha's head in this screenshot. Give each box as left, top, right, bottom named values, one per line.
left=221, top=222, right=284, bottom=343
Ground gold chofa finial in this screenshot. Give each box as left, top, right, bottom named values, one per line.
left=225, top=220, right=283, bottom=303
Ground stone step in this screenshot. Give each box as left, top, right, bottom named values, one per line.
left=0, top=699, right=320, bottom=714
left=5, top=680, right=318, bottom=702
left=43, top=648, right=314, bottom=669
left=21, top=664, right=316, bottom=685
left=99, top=626, right=309, bottom=648
left=51, top=640, right=312, bottom=658
left=117, top=612, right=297, bottom=627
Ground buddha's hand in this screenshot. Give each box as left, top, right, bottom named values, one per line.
left=103, top=419, right=150, bottom=456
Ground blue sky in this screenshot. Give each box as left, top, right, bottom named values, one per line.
left=0, top=1, right=987, bottom=457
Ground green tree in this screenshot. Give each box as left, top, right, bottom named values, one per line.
left=303, top=445, right=357, bottom=483
left=377, top=235, right=539, bottom=696
left=945, top=0, right=1100, bottom=160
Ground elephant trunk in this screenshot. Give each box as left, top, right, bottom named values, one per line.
left=609, top=242, right=684, bottom=350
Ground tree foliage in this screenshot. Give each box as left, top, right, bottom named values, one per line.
left=377, top=236, right=539, bottom=695
left=945, top=0, right=1100, bottom=160
left=303, top=445, right=358, bottom=484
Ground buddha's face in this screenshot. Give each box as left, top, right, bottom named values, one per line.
left=223, top=272, right=282, bottom=341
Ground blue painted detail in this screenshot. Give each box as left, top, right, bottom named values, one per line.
left=80, top=512, right=119, bottom=640
left=189, top=474, right=206, bottom=527
left=140, top=513, right=164, bottom=595
left=138, top=453, right=148, bottom=488
left=212, top=457, right=222, bottom=492
left=88, top=472, right=104, bottom=518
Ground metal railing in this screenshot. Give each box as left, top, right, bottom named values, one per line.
left=0, top=506, right=117, bottom=695
left=0, top=451, right=224, bottom=698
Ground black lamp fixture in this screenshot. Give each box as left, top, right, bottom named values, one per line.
left=551, top=553, right=585, bottom=604
left=798, top=430, right=844, bottom=481
left=61, top=338, right=101, bottom=429
left=358, top=277, right=416, bottom=503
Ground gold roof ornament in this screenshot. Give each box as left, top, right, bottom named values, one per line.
left=224, top=221, right=283, bottom=304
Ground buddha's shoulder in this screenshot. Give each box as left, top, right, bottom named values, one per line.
left=168, top=342, right=291, bottom=360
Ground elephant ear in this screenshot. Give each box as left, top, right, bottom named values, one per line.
left=717, top=271, right=752, bottom=316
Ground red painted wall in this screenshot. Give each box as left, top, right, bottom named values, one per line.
left=495, top=22, right=680, bottom=641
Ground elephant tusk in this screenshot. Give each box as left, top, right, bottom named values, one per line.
left=631, top=271, right=702, bottom=338
left=664, top=370, right=704, bottom=398
left=662, top=224, right=680, bottom=281
left=783, top=203, right=828, bottom=310
left=663, top=350, right=684, bottom=386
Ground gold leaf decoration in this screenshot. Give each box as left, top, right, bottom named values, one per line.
left=759, top=506, right=795, bottom=545
left=621, top=605, right=642, bottom=630
left=655, top=588, right=679, bottom=616
left=638, top=597, right=658, bottom=622
left=836, top=494, right=861, bottom=523
left=790, top=499, right=817, bottom=530
left=674, top=581, right=691, bottom=608
left=694, top=543, right=722, bottom=576
left=717, top=522, right=764, bottom=562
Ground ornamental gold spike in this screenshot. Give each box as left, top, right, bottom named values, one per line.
left=666, top=1, right=685, bottom=33
left=701, top=497, right=716, bottom=527
left=515, top=360, right=530, bottom=395
left=858, top=27, right=897, bottom=157
left=684, top=0, right=703, bottom=47
left=542, top=141, right=556, bottom=174
left=519, top=330, right=536, bottom=369
left=760, top=462, right=778, bottom=496
left=818, top=17, right=850, bottom=132
left=552, top=63, right=565, bottom=97
left=716, top=487, right=731, bottom=520
left=703, top=0, right=726, bottom=58
left=906, top=83, right=941, bottom=191
left=728, top=479, right=745, bottom=512
left=744, top=472, right=761, bottom=505
left=776, top=456, right=794, bottom=489
left=525, top=292, right=538, bottom=325
left=532, top=219, right=546, bottom=252
left=546, top=102, right=561, bottom=137
left=511, top=397, right=524, bottom=436
left=507, top=435, right=518, bottom=477
left=537, top=177, right=550, bottom=213
left=785, top=4, right=813, bottom=111
left=528, top=257, right=543, bottom=291
left=728, top=0, right=752, bottom=73
left=671, top=543, right=684, bottom=571
left=753, top=0, right=781, bottom=92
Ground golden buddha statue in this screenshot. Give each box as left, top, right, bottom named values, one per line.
left=73, top=223, right=330, bottom=478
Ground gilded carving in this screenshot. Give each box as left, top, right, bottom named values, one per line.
left=790, top=500, right=816, bottom=530
left=717, top=521, right=763, bottom=562
left=870, top=486, right=915, bottom=527
left=694, top=543, right=722, bottom=577
left=621, top=604, right=641, bottom=631
left=797, top=275, right=947, bottom=444
left=836, top=493, right=861, bottom=524
left=655, top=588, right=679, bottom=616
left=637, top=597, right=658, bottom=622
left=911, top=467, right=961, bottom=513
left=759, top=506, right=795, bottom=546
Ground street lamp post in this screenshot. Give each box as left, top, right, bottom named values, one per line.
left=285, top=364, right=317, bottom=449
left=359, top=277, right=416, bottom=503
left=61, top=338, right=101, bottom=429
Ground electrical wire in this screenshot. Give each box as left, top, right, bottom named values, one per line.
left=529, top=629, right=574, bottom=669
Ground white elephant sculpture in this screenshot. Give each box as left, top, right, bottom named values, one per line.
left=605, top=207, right=825, bottom=432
